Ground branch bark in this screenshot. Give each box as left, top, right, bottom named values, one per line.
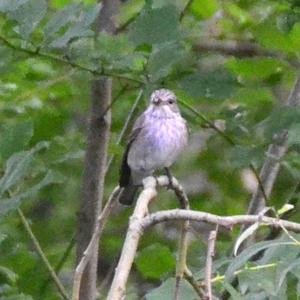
left=246, top=75, right=300, bottom=217
left=76, top=1, right=120, bottom=300
left=204, top=229, right=217, bottom=300
left=106, top=176, right=300, bottom=299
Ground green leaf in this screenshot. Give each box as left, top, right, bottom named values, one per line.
left=234, top=223, right=260, bottom=256
left=226, top=58, right=285, bottom=82
left=222, top=281, right=242, bottom=300
left=135, top=243, right=175, bottom=279
left=254, top=22, right=293, bottom=53
left=225, top=240, right=296, bottom=280
left=0, top=121, right=33, bottom=160
left=49, top=3, right=101, bottom=48
left=237, top=265, right=276, bottom=295
left=180, top=70, right=237, bottom=100
left=129, top=5, right=180, bottom=46
left=43, top=2, right=81, bottom=39
left=0, top=266, right=17, bottom=284
left=232, top=88, right=274, bottom=105
left=0, top=170, right=64, bottom=219
left=8, top=0, right=47, bottom=38
left=0, top=0, right=28, bottom=12
left=288, top=123, right=300, bottom=145
left=0, top=141, right=48, bottom=197
left=264, top=107, right=300, bottom=139
left=148, top=43, right=184, bottom=82
left=190, top=0, right=219, bottom=19
left=145, top=277, right=198, bottom=300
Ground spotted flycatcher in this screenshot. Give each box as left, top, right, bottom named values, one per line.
left=118, top=89, right=188, bottom=205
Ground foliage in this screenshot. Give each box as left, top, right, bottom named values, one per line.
left=0, top=0, right=300, bottom=299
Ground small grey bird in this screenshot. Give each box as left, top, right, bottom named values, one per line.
left=118, top=89, right=188, bottom=205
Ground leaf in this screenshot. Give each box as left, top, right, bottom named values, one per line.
left=264, top=107, right=300, bottom=139
left=288, top=123, right=300, bottom=145
left=190, top=0, right=219, bottom=19
left=179, top=70, right=238, bottom=100
left=0, top=142, right=49, bottom=197
left=43, top=2, right=82, bottom=39
left=0, top=170, right=64, bottom=219
left=49, top=3, right=101, bottom=48
left=0, top=121, right=33, bottom=160
left=0, top=266, right=17, bottom=284
left=234, top=223, right=260, bottom=256
left=129, top=5, right=180, bottom=46
left=276, top=259, right=300, bottom=293
left=277, top=204, right=294, bottom=216
left=222, top=281, right=242, bottom=300
left=226, top=58, right=285, bottom=82
left=225, top=240, right=296, bottom=280
left=145, top=277, right=198, bottom=300
left=147, top=43, right=184, bottom=82
left=0, top=0, right=28, bottom=12
left=135, top=243, right=175, bottom=279
left=8, top=0, right=47, bottom=38
left=237, top=264, right=276, bottom=295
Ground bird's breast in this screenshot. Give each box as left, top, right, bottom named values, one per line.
left=128, top=115, right=188, bottom=173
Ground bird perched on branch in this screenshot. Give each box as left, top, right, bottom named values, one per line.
left=118, top=89, right=188, bottom=205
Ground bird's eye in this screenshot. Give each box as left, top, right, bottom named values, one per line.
left=168, top=99, right=174, bottom=104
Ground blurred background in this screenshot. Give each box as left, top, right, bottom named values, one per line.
left=1, top=0, right=300, bottom=299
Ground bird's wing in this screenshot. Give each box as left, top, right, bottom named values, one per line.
left=119, top=114, right=145, bottom=187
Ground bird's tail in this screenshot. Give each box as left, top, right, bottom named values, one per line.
left=118, top=185, right=139, bottom=205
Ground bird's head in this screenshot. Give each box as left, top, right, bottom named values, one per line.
left=149, top=89, right=179, bottom=115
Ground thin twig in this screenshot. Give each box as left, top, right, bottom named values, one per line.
left=72, top=186, right=121, bottom=300
left=105, top=89, right=144, bottom=173
left=184, top=267, right=206, bottom=299
left=171, top=177, right=190, bottom=300
left=180, top=0, right=194, bottom=21
left=204, top=229, right=217, bottom=300
left=17, top=209, right=69, bottom=300
left=40, top=234, right=76, bottom=296
left=106, top=176, right=300, bottom=299
left=0, top=35, right=144, bottom=84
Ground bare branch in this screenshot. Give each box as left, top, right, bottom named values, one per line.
left=72, top=187, right=121, bottom=300
left=106, top=176, right=300, bottom=299
left=184, top=267, right=206, bottom=299
left=193, top=40, right=281, bottom=59
left=246, top=75, right=300, bottom=217
left=141, top=206, right=300, bottom=233
left=204, top=229, right=217, bottom=300
left=107, top=177, right=158, bottom=300
left=105, top=89, right=144, bottom=173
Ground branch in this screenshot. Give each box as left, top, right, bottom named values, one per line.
left=140, top=208, right=300, bottom=233
left=0, top=35, right=143, bottom=85
left=106, top=176, right=300, bottom=299
left=204, top=229, right=217, bottom=300
left=246, top=75, right=300, bottom=217
left=72, top=187, right=121, bottom=300
left=18, top=209, right=69, bottom=300
left=105, top=89, right=144, bottom=173
left=107, top=177, right=158, bottom=300
left=184, top=267, right=206, bottom=299
left=193, top=40, right=283, bottom=59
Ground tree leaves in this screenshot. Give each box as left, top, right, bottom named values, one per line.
left=8, top=0, right=47, bottom=38
left=180, top=70, right=238, bottom=100
left=0, top=121, right=33, bottom=161
left=129, top=5, right=180, bottom=46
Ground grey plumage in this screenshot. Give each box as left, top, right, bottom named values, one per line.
left=119, top=89, right=188, bottom=205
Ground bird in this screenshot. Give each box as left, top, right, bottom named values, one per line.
left=118, top=89, right=189, bottom=205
